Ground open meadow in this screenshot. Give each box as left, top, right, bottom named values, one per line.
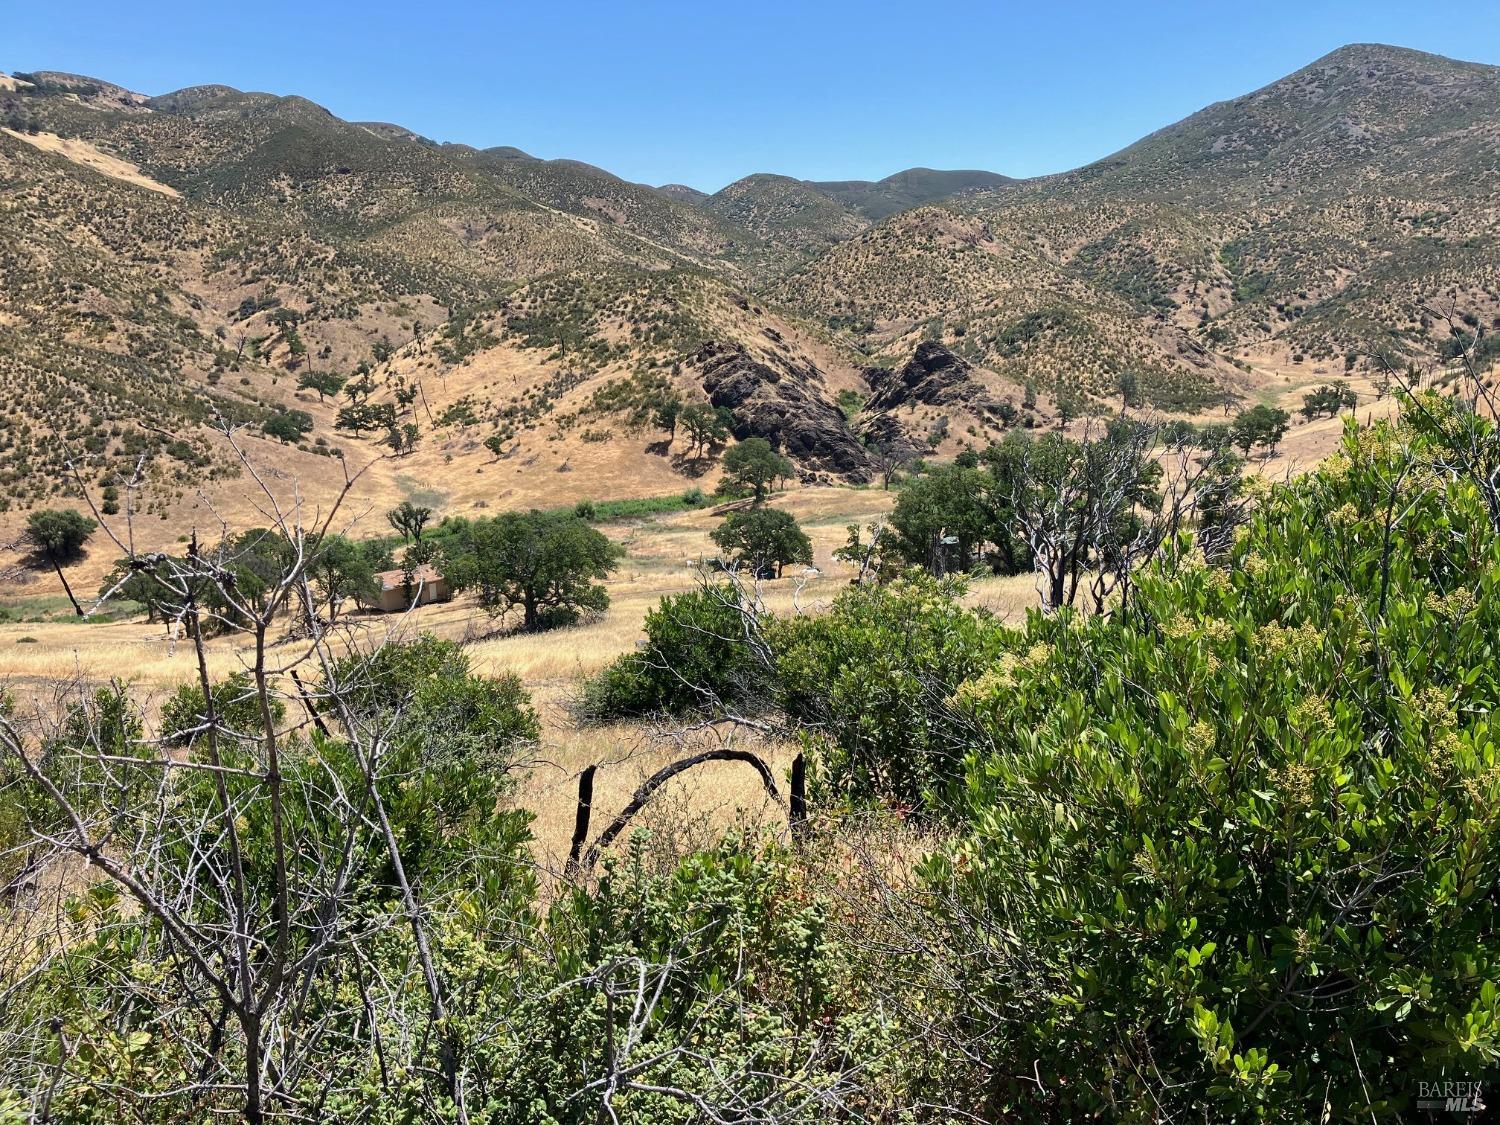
left=0, top=481, right=1041, bottom=874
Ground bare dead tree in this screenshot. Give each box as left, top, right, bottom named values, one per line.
left=992, top=414, right=1252, bottom=614
left=0, top=423, right=479, bottom=1123
left=870, top=441, right=911, bottom=491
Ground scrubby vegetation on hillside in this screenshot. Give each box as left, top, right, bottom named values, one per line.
left=3, top=43, right=1498, bottom=507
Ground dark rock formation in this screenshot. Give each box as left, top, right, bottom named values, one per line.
left=859, top=340, right=1027, bottom=454
left=694, top=342, right=871, bottom=480
left=858, top=411, right=927, bottom=462
left=863, top=340, right=984, bottom=412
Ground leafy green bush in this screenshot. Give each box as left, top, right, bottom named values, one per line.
left=580, top=584, right=769, bottom=720
left=325, top=634, right=538, bottom=771
left=159, top=671, right=286, bottom=749
left=928, top=402, right=1500, bottom=1117
left=773, top=573, right=1009, bottom=810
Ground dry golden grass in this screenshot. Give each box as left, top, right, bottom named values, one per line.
left=1, top=129, right=181, bottom=196
left=0, top=485, right=938, bottom=870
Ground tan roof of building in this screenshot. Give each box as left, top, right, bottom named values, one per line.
left=375, top=564, right=445, bottom=593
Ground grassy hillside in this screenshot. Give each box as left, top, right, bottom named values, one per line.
left=0, top=43, right=1495, bottom=512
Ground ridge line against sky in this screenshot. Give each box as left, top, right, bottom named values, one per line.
left=8, top=0, right=1500, bottom=192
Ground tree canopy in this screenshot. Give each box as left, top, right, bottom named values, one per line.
left=386, top=501, right=433, bottom=543
left=24, top=508, right=98, bottom=615
left=445, top=510, right=621, bottom=631
left=720, top=437, right=793, bottom=502
left=1232, top=404, right=1291, bottom=454
left=1301, top=380, right=1359, bottom=420
left=710, top=507, right=813, bottom=578
left=679, top=401, right=732, bottom=458
left=308, top=534, right=389, bottom=620
left=296, top=369, right=346, bottom=403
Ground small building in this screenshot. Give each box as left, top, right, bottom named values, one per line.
left=369, top=564, right=452, bottom=613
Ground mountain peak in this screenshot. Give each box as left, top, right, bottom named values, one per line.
left=1307, top=42, right=1495, bottom=71
left=657, top=183, right=709, bottom=204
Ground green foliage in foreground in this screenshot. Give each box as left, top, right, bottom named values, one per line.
left=573, top=396, right=1500, bottom=1118
left=928, top=400, right=1500, bottom=1117
left=776, top=575, right=1008, bottom=811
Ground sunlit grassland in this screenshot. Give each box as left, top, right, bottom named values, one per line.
left=3, top=485, right=1034, bottom=871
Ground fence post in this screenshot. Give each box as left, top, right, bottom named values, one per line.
left=789, top=753, right=807, bottom=843
left=566, top=765, right=596, bottom=876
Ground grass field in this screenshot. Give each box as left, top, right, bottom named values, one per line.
left=1, top=484, right=1045, bottom=873
left=19, top=460, right=1329, bottom=873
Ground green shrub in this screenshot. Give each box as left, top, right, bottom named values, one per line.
left=325, top=635, right=538, bottom=772
left=773, top=573, right=1009, bottom=810
left=929, top=401, right=1500, bottom=1117
left=580, top=584, right=769, bottom=720
left=159, top=671, right=285, bottom=749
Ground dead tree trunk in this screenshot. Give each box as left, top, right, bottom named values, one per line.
left=789, top=753, right=808, bottom=843
left=581, top=749, right=781, bottom=873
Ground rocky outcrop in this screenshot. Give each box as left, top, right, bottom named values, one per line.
left=863, top=340, right=985, bottom=411
left=694, top=342, right=871, bottom=480
left=859, top=341, right=1029, bottom=452
left=857, top=411, right=927, bottom=462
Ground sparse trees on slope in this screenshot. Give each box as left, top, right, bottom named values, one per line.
left=1301, top=380, right=1358, bottom=420
left=653, top=395, right=682, bottom=440
left=1231, top=404, right=1291, bottom=454
left=335, top=401, right=397, bottom=435
left=679, top=401, right=731, bottom=458
left=590, top=370, right=681, bottom=436
left=297, top=369, right=346, bottom=403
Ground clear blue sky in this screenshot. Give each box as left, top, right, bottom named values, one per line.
left=8, top=0, right=1499, bottom=192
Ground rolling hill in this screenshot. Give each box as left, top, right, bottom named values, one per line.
left=773, top=45, right=1500, bottom=403
left=0, top=42, right=1495, bottom=541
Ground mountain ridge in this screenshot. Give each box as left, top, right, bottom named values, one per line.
left=0, top=42, right=1494, bottom=527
